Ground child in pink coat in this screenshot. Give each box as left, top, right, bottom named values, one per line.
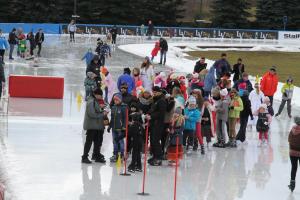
left=101, top=67, right=116, bottom=103
left=151, top=41, right=160, bottom=62
left=154, top=72, right=167, bottom=88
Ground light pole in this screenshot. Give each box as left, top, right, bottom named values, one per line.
left=283, top=16, right=288, bottom=31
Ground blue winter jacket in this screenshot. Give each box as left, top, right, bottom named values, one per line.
left=117, top=74, right=135, bottom=94
left=213, top=59, right=231, bottom=79
left=0, top=36, right=9, bottom=50
left=184, top=107, right=201, bottom=131
left=203, top=67, right=217, bottom=92
left=82, top=51, right=95, bottom=66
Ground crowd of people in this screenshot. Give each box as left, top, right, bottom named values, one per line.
left=81, top=43, right=299, bottom=190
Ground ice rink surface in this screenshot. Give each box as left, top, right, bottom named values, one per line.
left=0, top=36, right=300, bottom=200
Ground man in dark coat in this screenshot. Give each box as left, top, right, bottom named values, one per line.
left=146, top=86, right=167, bottom=166
left=159, top=37, right=168, bottom=65
left=194, top=57, right=207, bottom=73
left=8, top=28, right=17, bottom=60
left=110, top=26, right=118, bottom=46
left=213, top=53, right=231, bottom=81
left=147, top=20, right=154, bottom=40
left=232, top=58, right=245, bottom=83
left=35, top=29, right=44, bottom=57
left=110, top=83, right=137, bottom=107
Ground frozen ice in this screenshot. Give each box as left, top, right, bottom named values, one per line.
left=0, top=36, right=300, bottom=200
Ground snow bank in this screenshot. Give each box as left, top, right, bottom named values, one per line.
left=119, top=42, right=300, bottom=108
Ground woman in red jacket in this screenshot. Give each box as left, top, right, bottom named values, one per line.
left=260, top=66, right=278, bottom=105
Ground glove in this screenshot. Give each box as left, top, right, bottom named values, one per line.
left=283, top=92, right=288, bottom=97
left=107, top=126, right=111, bottom=133
left=264, top=122, right=268, bottom=125
left=250, top=116, right=254, bottom=120
left=229, top=106, right=234, bottom=110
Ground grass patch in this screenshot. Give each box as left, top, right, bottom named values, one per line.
left=187, top=51, right=300, bottom=86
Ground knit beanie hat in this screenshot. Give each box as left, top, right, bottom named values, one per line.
left=101, top=67, right=108, bottom=74
left=294, top=116, right=300, bottom=125
left=220, top=88, right=228, bottom=96
left=113, top=93, right=122, bottom=102
left=188, top=96, right=197, bottom=105
left=124, top=67, right=131, bottom=75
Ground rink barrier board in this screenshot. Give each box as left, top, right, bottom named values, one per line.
left=0, top=23, right=281, bottom=40
left=0, top=23, right=61, bottom=34
left=9, top=75, right=64, bottom=99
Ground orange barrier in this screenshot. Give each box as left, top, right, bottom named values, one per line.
left=9, top=75, right=64, bottom=99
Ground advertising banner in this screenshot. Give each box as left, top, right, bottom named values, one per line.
left=278, top=31, right=300, bottom=40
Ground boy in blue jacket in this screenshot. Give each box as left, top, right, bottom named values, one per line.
left=109, top=93, right=127, bottom=162
left=183, top=96, right=201, bottom=151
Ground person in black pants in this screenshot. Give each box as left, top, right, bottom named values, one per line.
left=8, top=28, right=17, bottom=60
left=147, top=20, right=154, bottom=40
left=110, top=26, right=118, bottom=47
left=146, top=86, right=167, bottom=166
left=82, top=89, right=106, bottom=164
left=159, top=37, right=168, bottom=65
left=26, top=32, right=35, bottom=56
left=35, top=29, right=44, bottom=57
left=288, top=116, right=300, bottom=192
left=128, top=103, right=144, bottom=172
left=232, top=58, right=245, bottom=83
left=236, top=90, right=253, bottom=143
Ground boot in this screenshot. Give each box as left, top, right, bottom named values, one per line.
left=81, top=156, right=92, bottom=164
left=200, top=145, right=205, bottom=155
left=288, top=180, right=296, bottom=192
left=95, top=156, right=106, bottom=163
left=128, top=164, right=135, bottom=173
left=148, top=159, right=162, bottom=166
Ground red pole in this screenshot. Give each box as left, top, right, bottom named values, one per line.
left=174, top=136, right=179, bottom=200
left=138, top=120, right=150, bottom=195
left=120, top=108, right=131, bottom=176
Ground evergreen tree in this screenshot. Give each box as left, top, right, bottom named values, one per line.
left=211, top=0, right=251, bottom=28
left=256, top=0, right=286, bottom=29
left=0, top=0, right=12, bottom=22
left=285, top=0, right=300, bottom=30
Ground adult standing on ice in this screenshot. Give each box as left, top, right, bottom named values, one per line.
left=159, top=37, right=168, bottom=65
left=35, top=29, right=44, bottom=57
left=213, top=53, right=231, bottom=81
left=232, top=58, right=245, bottom=83
left=140, top=56, right=155, bottom=92
left=147, top=20, right=154, bottom=40
left=82, top=89, right=106, bottom=164
left=110, top=25, right=118, bottom=49
left=68, top=20, right=77, bottom=42
left=8, top=28, right=17, bottom=60
left=249, top=82, right=264, bottom=130
left=260, top=66, right=278, bottom=106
